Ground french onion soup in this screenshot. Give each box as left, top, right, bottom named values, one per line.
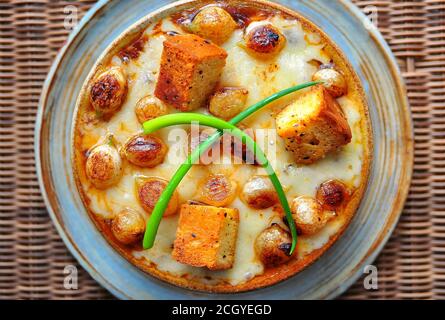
left=73, top=0, right=372, bottom=292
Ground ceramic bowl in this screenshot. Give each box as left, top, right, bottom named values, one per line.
left=36, top=0, right=413, bottom=299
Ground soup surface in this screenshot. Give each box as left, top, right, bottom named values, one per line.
left=73, top=1, right=371, bottom=292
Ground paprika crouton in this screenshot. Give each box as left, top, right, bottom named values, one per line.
left=155, top=34, right=227, bottom=111
left=172, top=204, right=239, bottom=270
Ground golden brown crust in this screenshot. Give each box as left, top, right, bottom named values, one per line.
left=85, top=144, right=122, bottom=189
left=312, top=67, right=348, bottom=98
left=208, top=87, right=249, bottom=120
left=189, top=6, right=238, bottom=44
left=244, top=23, right=286, bottom=59
left=134, top=96, right=168, bottom=123
left=154, top=34, right=228, bottom=111
left=316, top=179, right=349, bottom=211
left=89, top=67, right=127, bottom=117
left=136, top=177, right=179, bottom=217
left=118, top=34, right=149, bottom=61
left=255, top=224, right=292, bottom=267
left=242, top=175, right=279, bottom=209
left=291, top=196, right=329, bottom=236
left=90, top=75, right=120, bottom=106
left=199, top=174, right=237, bottom=207
left=123, top=134, right=168, bottom=168
left=111, top=208, right=146, bottom=245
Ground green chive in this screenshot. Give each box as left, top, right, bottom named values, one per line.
left=142, top=81, right=320, bottom=254
left=142, top=113, right=298, bottom=254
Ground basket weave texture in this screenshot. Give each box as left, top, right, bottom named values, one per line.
left=0, top=0, right=444, bottom=299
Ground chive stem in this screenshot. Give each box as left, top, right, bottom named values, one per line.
left=142, top=114, right=297, bottom=254
left=142, top=81, right=320, bottom=254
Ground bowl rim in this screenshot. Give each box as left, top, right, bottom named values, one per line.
left=35, top=0, right=413, bottom=299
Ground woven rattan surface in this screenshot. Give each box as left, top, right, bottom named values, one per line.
left=0, top=0, right=443, bottom=300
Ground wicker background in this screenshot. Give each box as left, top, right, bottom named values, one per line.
left=0, top=0, right=443, bottom=299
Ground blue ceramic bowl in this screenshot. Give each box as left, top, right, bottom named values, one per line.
left=36, top=0, right=413, bottom=299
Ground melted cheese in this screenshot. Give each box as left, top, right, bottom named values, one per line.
left=75, top=15, right=365, bottom=286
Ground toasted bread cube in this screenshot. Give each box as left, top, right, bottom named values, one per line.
left=155, top=34, right=227, bottom=111
left=276, top=85, right=352, bottom=164
left=172, top=204, right=239, bottom=270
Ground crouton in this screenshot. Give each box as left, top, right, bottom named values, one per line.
left=275, top=85, right=352, bottom=164
left=155, top=34, right=227, bottom=111
left=172, top=204, right=239, bottom=270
